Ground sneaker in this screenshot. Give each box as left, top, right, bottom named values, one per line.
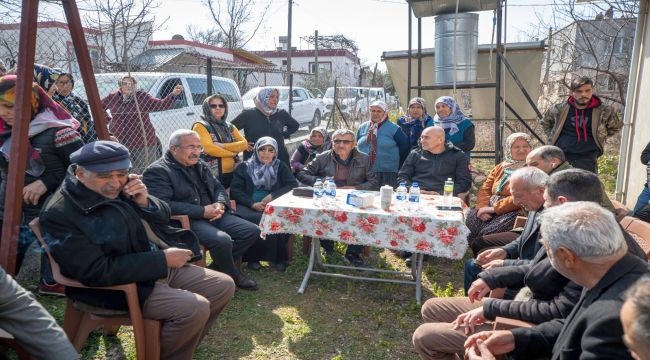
left=344, top=252, right=365, bottom=267
left=39, top=281, right=66, bottom=297
left=234, top=272, right=258, bottom=290
left=405, top=255, right=413, bottom=268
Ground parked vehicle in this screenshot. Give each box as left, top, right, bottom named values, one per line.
left=323, top=86, right=386, bottom=119
left=74, top=72, right=244, bottom=151
left=241, top=86, right=324, bottom=129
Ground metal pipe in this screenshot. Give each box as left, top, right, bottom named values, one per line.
left=0, top=0, right=38, bottom=274
left=494, top=0, right=503, bottom=164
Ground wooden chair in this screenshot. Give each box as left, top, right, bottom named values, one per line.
left=0, top=326, right=33, bottom=360
left=29, top=218, right=161, bottom=360
left=492, top=316, right=534, bottom=330
left=620, top=216, right=650, bottom=258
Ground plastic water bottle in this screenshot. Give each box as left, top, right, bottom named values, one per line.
left=325, top=178, right=337, bottom=206
left=395, top=182, right=408, bottom=211
left=409, top=182, right=420, bottom=211
left=313, top=178, right=323, bottom=206
left=443, top=178, right=454, bottom=206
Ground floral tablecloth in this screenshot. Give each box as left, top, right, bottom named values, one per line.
left=260, top=189, right=469, bottom=259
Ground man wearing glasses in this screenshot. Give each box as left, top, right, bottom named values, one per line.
left=297, top=128, right=379, bottom=266
left=144, top=129, right=260, bottom=290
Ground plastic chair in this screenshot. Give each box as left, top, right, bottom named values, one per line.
left=0, top=326, right=33, bottom=360
left=620, top=216, right=650, bottom=258
left=29, top=218, right=161, bottom=360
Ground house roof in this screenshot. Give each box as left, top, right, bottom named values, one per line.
left=252, top=49, right=359, bottom=62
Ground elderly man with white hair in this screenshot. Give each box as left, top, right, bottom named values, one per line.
left=356, top=100, right=409, bottom=187
left=463, top=201, right=650, bottom=360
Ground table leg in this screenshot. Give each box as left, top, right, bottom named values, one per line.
left=414, top=253, right=424, bottom=305
left=298, top=235, right=319, bottom=293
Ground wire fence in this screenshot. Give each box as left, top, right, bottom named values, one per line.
left=0, top=16, right=397, bottom=173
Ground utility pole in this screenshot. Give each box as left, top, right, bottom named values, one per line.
left=315, top=30, right=319, bottom=91
left=286, top=0, right=293, bottom=87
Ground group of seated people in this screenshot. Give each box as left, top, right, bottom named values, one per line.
left=7, top=72, right=649, bottom=360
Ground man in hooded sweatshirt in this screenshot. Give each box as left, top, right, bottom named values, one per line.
left=538, top=76, right=622, bottom=173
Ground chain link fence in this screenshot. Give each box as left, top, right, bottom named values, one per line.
left=1, top=15, right=379, bottom=173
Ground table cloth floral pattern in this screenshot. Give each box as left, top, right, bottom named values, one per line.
left=260, top=190, right=469, bottom=259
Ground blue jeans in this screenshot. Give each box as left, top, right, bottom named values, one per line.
left=633, top=186, right=650, bottom=214
left=464, top=259, right=483, bottom=295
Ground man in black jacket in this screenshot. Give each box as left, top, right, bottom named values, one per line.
left=397, top=126, right=471, bottom=196
left=40, top=141, right=235, bottom=359
left=464, top=202, right=649, bottom=360
left=143, top=129, right=260, bottom=290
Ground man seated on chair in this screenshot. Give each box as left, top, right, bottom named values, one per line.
left=39, top=141, right=235, bottom=360
left=414, top=168, right=647, bottom=360
left=143, top=129, right=260, bottom=290
left=463, top=201, right=649, bottom=360
left=397, top=126, right=471, bottom=197
left=0, top=265, right=78, bottom=359
left=296, top=128, right=379, bottom=267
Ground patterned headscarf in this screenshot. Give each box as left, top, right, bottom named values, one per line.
left=246, top=136, right=280, bottom=190
left=433, top=96, right=466, bottom=135
left=200, top=94, right=233, bottom=143
left=0, top=75, right=79, bottom=176
left=33, top=64, right=62, bottom=92
left=253, top=87, right=279, bottom=116
left=495, top=132, right=534, bottom=193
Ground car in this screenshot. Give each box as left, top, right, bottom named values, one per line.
left=241, top=86, right=324, bottom=129
left=74, top=72, right=244, bottom=151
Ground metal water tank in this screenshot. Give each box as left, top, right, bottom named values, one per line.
left=434, top=12, right=478, bottom=84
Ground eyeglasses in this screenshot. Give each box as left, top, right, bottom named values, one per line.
left=176, top=145, right=204, bottom=152
left=332, top=139, right=354, bottom=144
left=209, top=103, right=226, bottom=109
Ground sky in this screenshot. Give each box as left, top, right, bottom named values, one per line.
left=151, top=0, right=559, bottom=67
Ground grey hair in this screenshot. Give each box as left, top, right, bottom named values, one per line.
left=534, top=145, right=566, bottom=162
left=331, top=128, right=356, bottom=140
left=540, top=201, right=627, bottom=259
left=510, top=166, right=548, bottom=189
left=624, top=276, right=650, bottom=351
left=168, top=129, right=199, bottom=148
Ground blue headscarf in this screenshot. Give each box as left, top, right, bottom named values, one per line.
left=246, top=136, right=280, bottom=190
left=433, top=96, right=466, bottom=136
left=253, top=87, right=279, bottom=116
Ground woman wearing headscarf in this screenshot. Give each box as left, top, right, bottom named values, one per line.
left=0, top=75, right=84, bottom=295
left=433, top=96, right=475, bottom=156
left=397, top=97, right=434, bottom=150
left=290, top=126, right=330, bottom=174
left=230, top=137, right=298, bottom=271
left=52, top=72, right=97, bottom=144
left=192, top=94, right=248, bottom=188
left=232, top=87, right=300, bottom=166
left=465, top=132, right=533, bottom=255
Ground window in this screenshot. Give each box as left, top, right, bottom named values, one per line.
left=309, top=62, right=332, bottom=73
left=613, top=37, right=632, bottom=54
left=156, top=78, right=186, bottom=110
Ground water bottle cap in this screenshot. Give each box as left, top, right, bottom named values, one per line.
left=412, top=182, right=419, bottom=187
left=399, top=182, right=406, bottom=186
left=316, top=178, right=322, bottom=181
left=447, top=178, right=452, bottom=181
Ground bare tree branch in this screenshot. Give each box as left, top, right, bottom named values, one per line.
left=204, top=0, right=271, bottom=49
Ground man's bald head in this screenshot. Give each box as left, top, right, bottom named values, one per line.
left=420, top=126, right=446, bottom=153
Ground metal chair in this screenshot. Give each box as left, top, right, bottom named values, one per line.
left=29, top=218, right=161, bottom=360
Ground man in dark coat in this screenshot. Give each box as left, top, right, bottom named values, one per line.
left=143, top=129, right=260, bottom=290
left=464, top=201, right=650, bottom=360
left=296, top=128, right=378, bottom=266
left=40, top=141, right=235, bottom=359
left=397, top=126, right=471, bottom=196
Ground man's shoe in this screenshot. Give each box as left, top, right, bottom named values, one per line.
left=234, top=273, right=258, bottom=290
left=246, top=261, right=262, bottom=271
left=39, top=281, right=66, bottom=297
left=344, top=253, right=365, bottom=267
left=275, top=261, right=288, bottom=272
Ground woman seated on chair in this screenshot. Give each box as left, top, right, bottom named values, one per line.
left=290, top=127, right=330, bottom=176
left=465, top=132, right=533, bottom=256
left=231, top=136, right=298, bottom=271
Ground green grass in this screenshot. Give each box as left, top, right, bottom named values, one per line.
left=21, top=243, right=469, bottom=360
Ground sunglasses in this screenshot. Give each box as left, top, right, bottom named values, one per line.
left=332, top=139, right=353, bottom=144
left=209, top=104, right=226, bottom=109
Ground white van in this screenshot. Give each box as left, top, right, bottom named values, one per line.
left=74, top=72, right=244, bottom=151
